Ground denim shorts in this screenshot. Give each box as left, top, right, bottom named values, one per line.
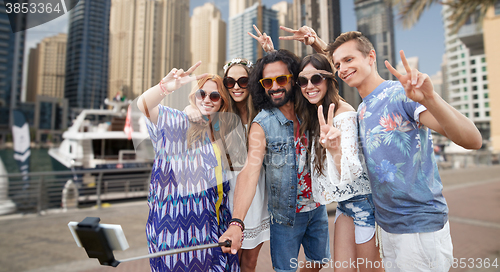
left=336, top=194, right=376, bottom=227
left=269, top=205, right=331, bottom=272
left=335, top=194, right=376, bottom=244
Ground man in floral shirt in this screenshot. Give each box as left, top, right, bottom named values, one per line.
left=327, top=31, right=482, bottom=272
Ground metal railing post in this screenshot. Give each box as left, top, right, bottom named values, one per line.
left=96, top=172, right=103, bottom=209
left=37, top=176, right=44, bottom=215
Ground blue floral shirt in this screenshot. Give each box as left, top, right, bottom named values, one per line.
left=358, top=80, right=448, bottom=234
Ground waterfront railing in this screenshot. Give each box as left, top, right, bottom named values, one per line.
left=0, top=167, right=152, bottom=215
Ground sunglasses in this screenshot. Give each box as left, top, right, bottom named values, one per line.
left=195, top=89, right=221, bottom=102
left=259, top=74, right=293, bottom=89
left=223, top=76, right=249, bottom=89
left=297, top=74, right=327, bottom=88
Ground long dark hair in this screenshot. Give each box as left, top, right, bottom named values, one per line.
left=249, top=49, right=301, bottom=111
left=296, top=54, right=343, bottom=176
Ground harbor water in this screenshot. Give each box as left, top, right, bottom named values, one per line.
left=0, top=148, right=55, bottom=174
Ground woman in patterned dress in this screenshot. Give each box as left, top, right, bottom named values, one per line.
left=137, top=62, right=244, bottom=272
left=185, top=58, right=271, bottom=272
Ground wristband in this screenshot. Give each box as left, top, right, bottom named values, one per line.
left=229, top=218, right=245, bottom=231
left=229, top=221, right=244, bottom=232
left=159, top=78, right=173, bottom=96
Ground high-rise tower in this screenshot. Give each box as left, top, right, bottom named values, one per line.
left=293, top=0, right=341, bottom=58
left=26, top=33, right=67, bottom=102
left=108, top=0, right=190, bottom=108
left=228, top=3, right=278, bottom=63
left=191, top=3, right=226, bottom=76
left=0, top=4, right=27, bottom=140
left=64, top=0, right=111, bottom=113
left=354, top=0, right=395, bottom=80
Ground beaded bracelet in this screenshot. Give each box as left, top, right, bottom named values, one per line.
left=229, top=218, right=245, bottom=231
left=229, top=221, right=244, bottom=232
left=158, top=79, right=168, bottom=96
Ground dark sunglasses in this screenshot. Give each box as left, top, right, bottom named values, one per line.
left=223, top=76, right=249, bottom=89
left=297, top=74, right=327, bottom=88
left=195, top=89, right=221, bottom=102
left=259, top=74, right=293, bottom=89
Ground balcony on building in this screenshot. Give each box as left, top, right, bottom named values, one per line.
left=457, top=13, right=484, bottom=56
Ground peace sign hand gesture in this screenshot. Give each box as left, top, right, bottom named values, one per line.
left=318, top=104, right=341, bottom=154
left=248, top=25, right=275, bottom=52
left=385, top=50, right=435, bottom=105
left=160, top=61, right=205, bottom=94
left=279, top=25, right=317, bottom=45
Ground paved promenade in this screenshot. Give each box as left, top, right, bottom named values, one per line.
left=0, top=165, right=499, bottom=272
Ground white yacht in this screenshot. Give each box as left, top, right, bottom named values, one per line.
left=49, top=99, right=153, bottom=171
left=48, top=99, right=153, bottom=202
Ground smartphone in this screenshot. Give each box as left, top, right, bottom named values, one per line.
left=68, top=221, right=129, bottom=251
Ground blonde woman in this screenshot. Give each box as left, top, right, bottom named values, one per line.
left=138, top=62, right=245, bottom=272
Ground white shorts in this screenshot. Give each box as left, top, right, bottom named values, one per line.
left=380, top=221, right=453, bottom=272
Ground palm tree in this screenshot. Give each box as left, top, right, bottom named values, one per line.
left=386, top=0, right=498, bottom=33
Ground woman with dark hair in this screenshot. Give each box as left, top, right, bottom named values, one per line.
left=297, top=54, right=383, bottom=272
left=222, top=58, right=270, bottom=272
left=253, top=25, right=383, bottom=271
left=137, top=62, right=244, bottom=272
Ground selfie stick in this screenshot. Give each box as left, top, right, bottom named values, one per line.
left=69, top=217, right=231, bottom=267
left=118, top=240, right=232, bottom=264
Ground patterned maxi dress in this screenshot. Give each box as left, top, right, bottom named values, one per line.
left=144, top=105, right=240, bottom=272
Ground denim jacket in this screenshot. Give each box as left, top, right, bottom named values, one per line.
left=253, top=107, right=304, bottom=226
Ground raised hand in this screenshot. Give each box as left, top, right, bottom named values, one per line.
left=385, top=50, right=434, bottom=105
left=160, top=61, right=206, bottom=94
left=279, top=25, right=317, bottom=46
left=248, top=24, right=274, bottom=52
left=318, top=104, right=341, bottom=153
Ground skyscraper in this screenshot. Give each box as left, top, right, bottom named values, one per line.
left=354, top=0, right=395, bottom=80
left=293, top=0, right=341, bottom=58
left=483, top=3, right=500, bottom=151
left=443, top=4, right=490, bottom=140
left=64, top=0, right=111, bottom=113
left=26, top=33, right=67, bottom=102
left=108, top=0, right=190, bottom=108
left=272, top=1, right=294, bottom=53
left=0, top=4, right=26, bottom=141
left=229, top=0, right=258, bottom=17
left=108, top=0, right=137, bottom=101
left=191, top=3, right=226, bottom=76
left=229, top=3, right=279, bottom=63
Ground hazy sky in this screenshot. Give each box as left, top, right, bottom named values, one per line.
left=23, top=0, right=446, bottom=95
left=189, top=0, right=446, bottom=76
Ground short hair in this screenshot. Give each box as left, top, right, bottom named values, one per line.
left=249, top=49, right=301, bottom=110
left=327, top=31, right=374, bottom=58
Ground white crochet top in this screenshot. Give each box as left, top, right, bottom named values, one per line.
left=311, top=111, right=372, bottom=204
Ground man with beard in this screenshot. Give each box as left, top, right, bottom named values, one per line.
left=220, top=50, right=330, bottom=272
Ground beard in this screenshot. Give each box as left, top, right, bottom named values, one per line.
left=267, top=87, right=295, bottom=108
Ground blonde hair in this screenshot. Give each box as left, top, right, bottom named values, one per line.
left=187, top=74, right=246, bottom=166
